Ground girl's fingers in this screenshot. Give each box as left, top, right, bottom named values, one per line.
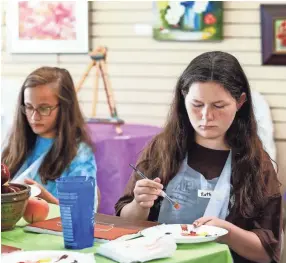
left=24, top=178, right=36, bottom=184
left=135, top=186, right=161, bottom=196
left=137, top=179, right=163, bottom=189
left=136, top=194, right=158, bottom=203
left=193, top=217, right=214, bottom=227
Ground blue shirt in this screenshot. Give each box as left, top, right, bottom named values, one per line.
left=26, top=137, right=54, bottom=167
left=24, top=136, right=97, bottom=203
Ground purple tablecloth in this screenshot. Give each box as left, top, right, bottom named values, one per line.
left=86, top=123, right=161, bottom=215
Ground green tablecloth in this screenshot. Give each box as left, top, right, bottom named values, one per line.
left=1, top=205, right=233, bottom=263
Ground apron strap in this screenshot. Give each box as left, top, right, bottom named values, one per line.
left=11, top=152, right=47, bottom=184
left=203, top=151, right=232, bottom=219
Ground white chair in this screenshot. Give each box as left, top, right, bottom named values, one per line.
left=251, top=89, right=276, bottom=162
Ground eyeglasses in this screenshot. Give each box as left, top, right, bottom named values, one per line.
left=21, top=105, right=59, bottom=117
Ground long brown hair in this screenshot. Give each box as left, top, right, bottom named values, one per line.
left=134, top=51, right=280, bottom=218
left=2, top=67, right=92, bottom=184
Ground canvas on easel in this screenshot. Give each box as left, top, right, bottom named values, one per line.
left=76, top=46, right=124, bottom=135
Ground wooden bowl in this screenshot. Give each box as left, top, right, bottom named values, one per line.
left=1, top=183, right=31, bottom=231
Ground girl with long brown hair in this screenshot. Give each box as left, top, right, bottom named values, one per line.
left=115, top=51, right=282, bottom=263
left=2, top=67, right=97, bottom=207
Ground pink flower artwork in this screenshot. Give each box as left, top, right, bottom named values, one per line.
left=18, top=1, right=76, bottom=40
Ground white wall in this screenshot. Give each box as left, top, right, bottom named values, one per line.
left=1, top=1, right=286, bottom=187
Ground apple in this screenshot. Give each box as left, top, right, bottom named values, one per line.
left=23, top=197, right=49, bottom=223
left=1, top=164, right=22, bottom=194
left=1, top=163, right=10, bottom=186
left=1, top=185, right=21, bottom=193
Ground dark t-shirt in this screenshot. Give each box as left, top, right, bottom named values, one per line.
left=115, top=143, right=282, bottom=263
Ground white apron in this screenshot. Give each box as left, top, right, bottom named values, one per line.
left=11, top=152, right=46, bottom=184
left=158, top=152, right=232, bottom=224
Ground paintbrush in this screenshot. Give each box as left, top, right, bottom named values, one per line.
left=129, top=164, right=180, bottom=210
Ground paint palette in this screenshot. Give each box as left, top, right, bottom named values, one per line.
left=141, top=224, right=228, bottom=244
left=180, top=224, right=212, bottom=237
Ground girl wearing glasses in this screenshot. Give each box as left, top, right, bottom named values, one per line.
left=115, top=52, right=282, bottom=263
left=1, top=67, right=97, bottom=208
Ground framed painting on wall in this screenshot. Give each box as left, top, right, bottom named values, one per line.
left=6, top=1, right=88, bottom=53
left=153, top=1, right=223, bottom=41
left=260, top=4, right=286, bottom=65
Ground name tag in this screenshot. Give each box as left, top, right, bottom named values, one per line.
left=198, top=190, right=213, bottom=198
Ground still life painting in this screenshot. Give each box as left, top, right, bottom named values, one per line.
left=153, top=1, right=223, bottom=41
left=6, top=1, right=88, bottom=53
left=260, top=4, right=286, bottom=65
left=274, top=19, right=286, bottom=53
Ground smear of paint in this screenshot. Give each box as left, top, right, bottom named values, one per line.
left=174, top=202, right=180, bottom=210
left=55, top=254, right=68, bottom=262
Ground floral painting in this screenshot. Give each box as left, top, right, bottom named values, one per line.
left=18, top=1, right=76, bottom=40
left=153, top=1, right=223, bottom=41
left=274, top=19, right=286, bottom=53
left=260, top=4, right=286, bottom=65
left=6, top=1, right=88, bottom=53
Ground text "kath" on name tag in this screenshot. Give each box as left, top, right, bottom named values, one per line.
left=198, top=190, right=213, bottom=198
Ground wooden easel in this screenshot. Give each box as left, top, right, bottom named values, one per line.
left=75, top=47, right=124, bottom=135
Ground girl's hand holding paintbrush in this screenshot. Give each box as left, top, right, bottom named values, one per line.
left=119, top=176, right=163, bottom=220
left=120, top=165, right=180, bottom=221
left=129, top=164, right=180, bottom=210
left=133, top=176, right=163, bottom=209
